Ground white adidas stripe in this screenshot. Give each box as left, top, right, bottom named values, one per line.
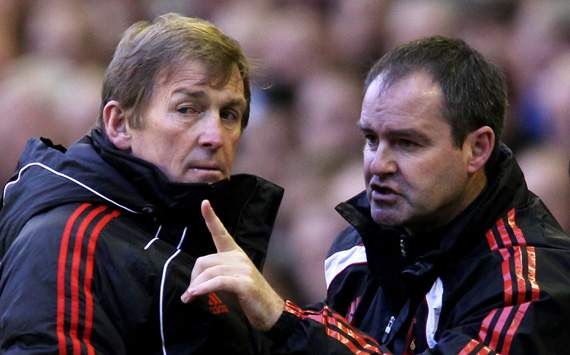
left=324, top=244, right=367, bottom=289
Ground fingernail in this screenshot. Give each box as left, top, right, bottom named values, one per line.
left=181, top=293, right=190, bottom=303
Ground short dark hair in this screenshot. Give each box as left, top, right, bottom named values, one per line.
left=97, top=13, right=251, bottom=130
left=365, top=36, right=507, bottom=154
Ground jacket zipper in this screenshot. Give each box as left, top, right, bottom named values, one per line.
left=400, top=235, right=407, bottom=258
left=381, top=316, right=396, bottom=343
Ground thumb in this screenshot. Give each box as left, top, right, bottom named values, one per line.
left=201, top=199, right=237, bottom=252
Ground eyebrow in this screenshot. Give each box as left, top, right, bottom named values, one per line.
left=357, top=122, right=432, bottom=144
left=172, top=88, right=207, bottom=100
left=390, top=129, right=432, bottom=144
left=223, top=97, right=248, bottom=109
left=172, top=88, right=247, bottom=109
left=357, top=121, right=369, bottom=131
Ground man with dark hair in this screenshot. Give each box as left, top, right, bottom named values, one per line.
left=184, top=36, right=570, bottom=354
left=0, top=13, right=283, bottom=354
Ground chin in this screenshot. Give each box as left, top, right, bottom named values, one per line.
left=370, top=208, right=405, bottom=226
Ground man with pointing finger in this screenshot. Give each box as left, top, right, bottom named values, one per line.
left=0, top=14, right=283, bottom=354
left=184, top=36, right=570, bottom=354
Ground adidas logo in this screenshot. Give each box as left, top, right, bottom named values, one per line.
left=208, top=292, right=229, bottom=315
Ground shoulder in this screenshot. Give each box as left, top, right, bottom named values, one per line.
left=4, top=203, right=124, bottom=264
left=327, top=226, right=364, bottom=257
left=482, top=201, right=569, bottom=252
left=0, top=203, right=123, bottom=296
left=2, top=201, right=157, bottom=290
left=516, top=194, right=569, bottom=244
left=22, top=202, right=122, bottom=239
left=444, top=203, right=570, bottom=311
left=324, top=226, right=368, bottom=291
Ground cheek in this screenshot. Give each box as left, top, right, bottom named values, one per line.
left=140, top=131, right=188, bottom=165
left=397, top=160, right=442, bottom=203
left=362, top=152, right=374, bottom=179
left=223, top=133, right=242, bottom=159
left=414, top=156, right=466, bottom=197
left=362, top=164, right=373, bottom=188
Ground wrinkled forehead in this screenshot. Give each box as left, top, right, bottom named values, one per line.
left=156, top=59, right=243, bottom=91
left=361, top=70, right=445, bottom=125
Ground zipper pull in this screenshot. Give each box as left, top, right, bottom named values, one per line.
left=381, top=316, right=396, bottom=343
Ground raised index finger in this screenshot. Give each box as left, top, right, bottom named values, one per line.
left=201, top=199, right=238, bottom=252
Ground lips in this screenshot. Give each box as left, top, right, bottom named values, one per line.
left=370, top=180, right=400, bottom=195
left=187, top=162, right=223, bottom=172
left=191, top=166, right=221, bottom=172
left=189, top=166, right=224, bottom=179
left=185, top=162, right=226, bottom=182
left=369, top=179, right=401, bottom=205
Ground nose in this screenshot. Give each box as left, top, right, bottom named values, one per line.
left=198, top=113, right=224, bottom=149
left=369, top=144, right=397, bottom=176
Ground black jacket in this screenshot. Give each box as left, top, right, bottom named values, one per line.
left=0, top=129, right=284, bottom=354
left=268, top=145, right=570, bottom=354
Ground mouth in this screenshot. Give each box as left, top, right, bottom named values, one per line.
left=188, top=162, right=223, bottom=172
left=191, top=166, right=221, bottom=172
left=185, top=163, right=226, bottom=182
left=369, top=184, right=400, bottom=204
left=375, top=186, right=397, bottom=194
left=370, top=182, right=399, bottom=195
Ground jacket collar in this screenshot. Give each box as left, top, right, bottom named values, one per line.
left=89, top=128, right=252, bottom=222
left=89, top=128, right=285, bottom=265
left=1, top=130, right=284, bottom=267
left=335, top=144, right=527, bottom=286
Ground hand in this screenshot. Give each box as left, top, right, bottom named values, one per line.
left=180, top=200, right=285, bottom=331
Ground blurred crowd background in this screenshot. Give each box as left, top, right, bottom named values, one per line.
left=1, top=0, right=569, bottom=304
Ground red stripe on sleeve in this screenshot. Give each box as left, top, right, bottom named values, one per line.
left=283, top=300, right=385, bottom=354
left=526, top=246, right=540, bottom=301
left=324, top=308, right=382, bottom=353
left=507, top=209, right=526, bottom=245
left=303, top=312, right=380, bottom=354
left=477, top=308, right=497, bottom=344
left=476, top=211, right=540, bottom=353
left=499, top=248, right=513, bottom=305
left=508, top=210, right=541, bottom=301
left=501, top=303, right=531, bottom=354
left=459, top=339, right=496, bottom=355
left=458, top=339, right=478, bottom=354
left=488, top=306, right=512, bottom=350
left=284, top=299, right=304, bottom=317
left=485, top=230, right=498, bottom=251
left=57, top=203, right=92, bottom=355
left=496, top=218, right=512, bottom=248
left=69, top=206, right=108, bottom=355
left=513, top=247, right=527, bottom=304
left=82, top=210, right=121, bottom=355
left=498, top=216, right=516, bottom=306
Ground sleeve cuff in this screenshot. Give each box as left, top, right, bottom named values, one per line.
left=264, top=300, right=301, bottom=344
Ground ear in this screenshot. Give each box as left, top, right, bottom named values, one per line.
left=102, top=100, right=132, bottom=151
left=464, top=126, right=495, bottom=174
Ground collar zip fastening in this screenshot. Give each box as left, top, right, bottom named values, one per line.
left=400, top=234, right=408, bottom=258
